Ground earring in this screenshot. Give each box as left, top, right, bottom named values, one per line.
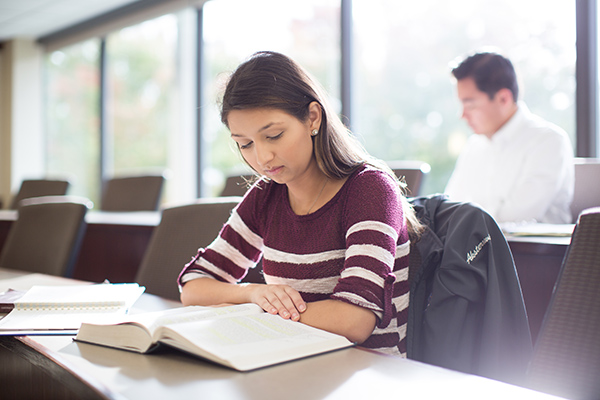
left=311, top=129, right=319, bottom=136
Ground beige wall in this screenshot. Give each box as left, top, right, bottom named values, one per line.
left=0, top=39, right=44, bottom=209
left=0, top=42, right=12, bottom=209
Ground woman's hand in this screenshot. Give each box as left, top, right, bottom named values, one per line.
left=246, top=284, right=307, bottom=321
left=181, top=278, right=306, bottom=322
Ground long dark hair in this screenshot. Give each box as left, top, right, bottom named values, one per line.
left=220, top=51, right=422, bottom=239
left=220, top=51, right=376, bottom=179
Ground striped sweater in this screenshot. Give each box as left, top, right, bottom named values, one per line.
left=178, top=164, right=411, bottom=356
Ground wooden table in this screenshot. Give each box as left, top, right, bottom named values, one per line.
left=0, top=270, right=564, bottom=400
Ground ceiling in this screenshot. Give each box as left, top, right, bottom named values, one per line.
left=0, top=0, right=141, bottom=42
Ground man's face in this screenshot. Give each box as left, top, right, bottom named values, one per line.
left=456, top=77, right=507, bottom=138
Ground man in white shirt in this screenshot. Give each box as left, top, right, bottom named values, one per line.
left=444, top=52, right=574, bottom=224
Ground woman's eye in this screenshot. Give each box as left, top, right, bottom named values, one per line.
left=268, top=132, right=283, bottom=140
left=239, top=142, right=253, bottom=150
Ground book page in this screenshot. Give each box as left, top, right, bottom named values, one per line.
left=75, top=303, right=265, bottom=352
left=0, top=289, right=26, bottom=312
left=92, top=303, right=265, bottom=335
left=158, top=312, right=354, bottom=371
left=0, top=308, right=132, bottom=333
left=0, top=283, right=145, bottom=334
left=15, top=283, right=144, bottom=310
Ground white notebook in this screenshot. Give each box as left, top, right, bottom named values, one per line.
left=0, top=283, right=145, bottom=335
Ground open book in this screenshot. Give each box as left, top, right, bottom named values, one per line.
left=75, top=303, right=354, bottom=371
left=0, top=283, right=145, bottom=335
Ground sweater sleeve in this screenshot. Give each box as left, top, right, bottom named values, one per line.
left=177, top=183, right=266, bottom=287
left=331, top=168, right=410, bottom=328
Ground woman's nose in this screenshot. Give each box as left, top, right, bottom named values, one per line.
left=255, top=143, right=273, bottom=167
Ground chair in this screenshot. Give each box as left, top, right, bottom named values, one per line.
left=134, top=197, right=244, bottom=301
left=570, top=158, right=600, bottom=222
left=407, top=195, right=532, bottom=386
left=386, top=160, right=431, bottom=196
left=219, top=174, right=257, bottom=197
left=0, top=196, right=91, bottom=277
left=9, top=179, right=70, bottom=209
left=100, top=174, right=165, bottom=212
left=526, top=207, right=600, bottom=399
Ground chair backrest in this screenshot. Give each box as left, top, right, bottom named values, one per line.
left=135, top=197, right=243, bottom=301
left=220, top=174, right=256, bottom=197
left=526, top=207, right=600, bottom=399
left=0, top=196, right=91, bottom=277
left=386, top=160, right=431, bottom=196
left=9, top=179, right=70, bottom=209
left=571, top=158, right=600, bottom=222
left=101, top=174, right=165, bottom=212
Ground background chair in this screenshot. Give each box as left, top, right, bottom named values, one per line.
left=219, top=174, right=257, bottom=197
left=100, top=174, right=165, bottom=212
left=9, top=179, right=70, bottom=209
left=386, top=160, right=431, bottom=196
left=134, top=197, right=247, bottom=301
left=0, top=195, right=92, bottom=277
left=570, top=158, right=600, bottom=222
left=526, top=207, right=600, bottom=399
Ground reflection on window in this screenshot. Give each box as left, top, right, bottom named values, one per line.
left=46, top=39, right=101, bottom=203
left=353, top=0, right=576, bottom=194
left=201, top=0, right=341, bottom=196
left=105, top=14, right=179, bottom=204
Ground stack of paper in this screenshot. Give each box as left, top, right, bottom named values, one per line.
left=0, top=283, right=145, bottom=335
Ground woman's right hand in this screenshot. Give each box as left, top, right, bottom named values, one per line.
left=245, top=284, right=307, bottom=321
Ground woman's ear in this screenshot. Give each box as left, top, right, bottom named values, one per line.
left=307, top=101, right=323, bottom=131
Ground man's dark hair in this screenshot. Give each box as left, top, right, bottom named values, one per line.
left=452, top=52, right=519, bottom=102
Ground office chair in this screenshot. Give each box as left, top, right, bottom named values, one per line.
left=526, top=207, right=600, bottom=399
left=0, top=195, right=92, bottom=277
left=407, top=195, right=532, bottom=385
left=219, top=174, right=257, bottom=197
left=570, top=158, right=600, bottom=222
left=386, top=160, right=431, bottom=196
left=100, top=174, right=165, bottom=211
left=134, top=197, right=245, bottom=301
left=9, top=179, right=70, bottom=209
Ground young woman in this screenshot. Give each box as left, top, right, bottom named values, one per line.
left=178, top=51, right=421, bottom=356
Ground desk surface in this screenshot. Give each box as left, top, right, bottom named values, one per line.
left=0, top=269, right=563, bottom=400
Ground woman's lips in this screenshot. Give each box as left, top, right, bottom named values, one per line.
left=264, top=166, right=283, bottom=176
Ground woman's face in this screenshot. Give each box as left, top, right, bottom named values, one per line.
left=227, top=106, right=320, bottom=185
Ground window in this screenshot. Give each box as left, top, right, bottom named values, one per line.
left=45, top=39, right=101, bottom=202
left=201, top=0, right=341, bottom=196
left=46, top=12, right=196, bottom=206
left=352, top=0, right=576, bottom=194
left=43, top=1, right=579, bottom=203
left=105, top=14, right=182, bottom=203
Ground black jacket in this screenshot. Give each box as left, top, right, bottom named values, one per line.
left=407, top=195, right=533, bottom=385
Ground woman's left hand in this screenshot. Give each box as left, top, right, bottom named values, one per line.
left=244, top=283, right=307, bottom=321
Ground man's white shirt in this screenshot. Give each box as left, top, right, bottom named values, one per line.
left=445, top=103, right=574, bottom=224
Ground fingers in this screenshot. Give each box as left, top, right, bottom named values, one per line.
left=252, top=285, right=306, bottom=322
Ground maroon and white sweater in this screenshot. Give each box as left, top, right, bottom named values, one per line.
left=178, top=164, right=411, bottom=356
